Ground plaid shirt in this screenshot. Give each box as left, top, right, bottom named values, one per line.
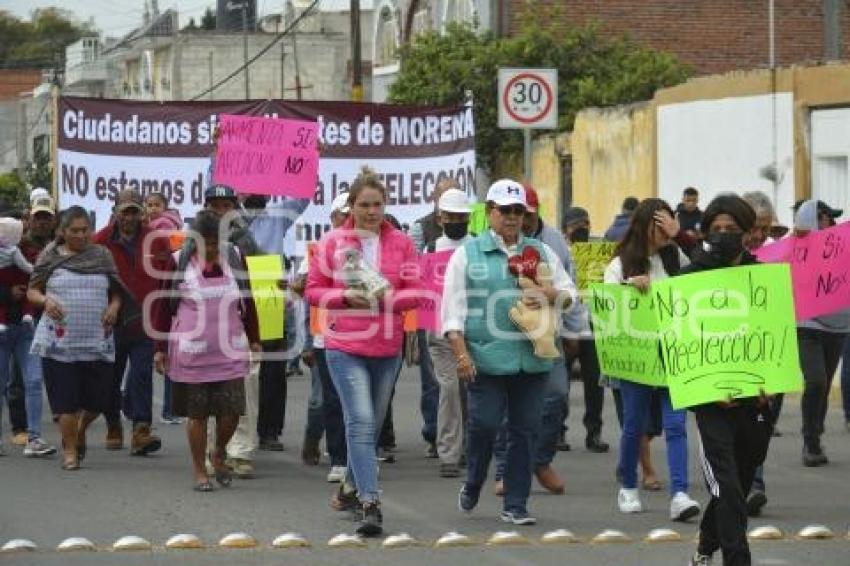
left=30, top=268, right=115, bottom=362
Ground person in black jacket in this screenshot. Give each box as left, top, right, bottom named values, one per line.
left=683, top=194, right=774, bottom=566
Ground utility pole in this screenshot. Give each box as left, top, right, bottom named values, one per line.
left=241, top=2, right=250, bottom=100
left=292, top=23, right=303, bottom=100
left=208, top=52, right=214, bottom=100
left=350, top=0, right=363, bottom=102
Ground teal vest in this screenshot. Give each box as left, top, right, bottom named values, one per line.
left=463, top=231, right=553, bottom=376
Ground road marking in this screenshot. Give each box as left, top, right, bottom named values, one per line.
left=112, top=535, right=152, bottom=551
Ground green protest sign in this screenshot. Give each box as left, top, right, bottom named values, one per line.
left=589, top=283, right=666, bottom=386
left=573, top=242, right=617, bottom=290
left=655, top=264, right=802, bottom=409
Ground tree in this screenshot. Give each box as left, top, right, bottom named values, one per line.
left=0, top=8, right=92, bottom=70
left=389, top=17, right=689, bottom=173
left=0, top=171, right=28, bottom=212
left=183, top=17, right=198, bottom=31
left=200, top=8, right=216, bottom=31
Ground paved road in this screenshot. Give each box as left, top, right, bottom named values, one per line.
left=2, top=366, right=849, bottom=565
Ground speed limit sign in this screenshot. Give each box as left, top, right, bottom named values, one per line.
left=498, top=68, right=558, bottom=129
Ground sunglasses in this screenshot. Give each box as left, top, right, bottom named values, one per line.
left=497, top=204, right=526, bottom=216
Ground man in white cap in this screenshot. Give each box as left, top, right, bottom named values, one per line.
left=427, top=188, right=473, bottom=478
left=442, top=179, right=577, bottom=525
left=297, top=192, right=350, bottom=483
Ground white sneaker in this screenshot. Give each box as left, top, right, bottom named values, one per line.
left=327, top=465, right=346, bottom=483
left=670, top=492, right=701, bottom=521
left=617, top=487, right=643, bottom=513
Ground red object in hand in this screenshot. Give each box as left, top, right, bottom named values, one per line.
left=508, top=246, right=541, bottom=283
left=54, top=325, right=65, bottom=338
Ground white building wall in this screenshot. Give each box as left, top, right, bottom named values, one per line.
left=657, top=93, right=796, bottom=227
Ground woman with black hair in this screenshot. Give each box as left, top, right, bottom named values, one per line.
left=681, top=194, right=774, bottom=566
left=603, top=198, right=701, bottom=521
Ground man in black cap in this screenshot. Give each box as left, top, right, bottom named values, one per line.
left=559, top=207, right=608, bottom=453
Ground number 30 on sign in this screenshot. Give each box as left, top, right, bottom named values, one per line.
left=498, top=68, right=558, bottom=129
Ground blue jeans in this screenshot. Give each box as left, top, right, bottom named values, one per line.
left=494, top=356, right=568, bottom=477
left=841, top=338, right=850, bottom=422
left=0, top=323, right=43, bottom=439
left=107, top=335, right=154, bottom=425
left=326, top=349, right=401, bottom=503
left=316, top=348, right=347, bottom=466
left=417, top=330, right=438, bottom=444
left=618, top=380, right=689, bottom=495
left=466, top=372, right=547, bottom=515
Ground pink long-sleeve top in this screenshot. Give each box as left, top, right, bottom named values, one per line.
left=305, top=218, right=421, bottom=358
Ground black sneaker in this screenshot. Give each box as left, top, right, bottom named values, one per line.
left=458, top=484, right=479, bottom=513
left=802, top=441, right=828, bottom=467
left=746, top=490, right=768, bottom=517
left=425, top=442, right=438, bottom=459
left=330, top=484, right=360, bottom=512
left=259, top=437, right=284, bottom=451
left=585, top=434, right=609, bottom=453
left=355, top=502, right=383, bottom=537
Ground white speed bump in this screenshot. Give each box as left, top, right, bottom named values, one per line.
left=218, top=532, right=257, bottom=548
left=591, top=529, right=631, bottom=544
left=541, top=529, right=579, bottom=544
left=272, top=533, right=310, bottom=548
left=1, top=539, right=37, bottom=553
left=112, top=536, right=152, bottom=551
left=382, top=533, right=420, bottom=548
left=165, top=534, right=203, bottom=549
left=645, top=528, right=682, bottom=543
left=434, top=532, right=475, bottom=547
left=797, top=525, right=834, bottom=540
left=327, top=534, right=366, bottom=548
left=748, top=525, right=784, bottom=540
left=487, top=531, right=530, bottom=546
left=57, top=537, right=96, bottom=552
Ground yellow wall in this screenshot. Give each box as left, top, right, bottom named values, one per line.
left=532, top=63, right=850, bottom=234
left=564, top=102, right=655, bottom=233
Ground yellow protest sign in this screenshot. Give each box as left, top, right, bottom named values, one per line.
left=572, top=241, right=617, bottom=290
left=245, top=255, right=285, bottom=341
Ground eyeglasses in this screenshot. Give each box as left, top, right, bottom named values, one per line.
left=497, top=204, right=526, bottom=216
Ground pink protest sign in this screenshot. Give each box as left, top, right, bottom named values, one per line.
left=754, top=221, right=850, bottom=321
left=212, top=114, right=319, bottom=198
left=417, top=250, right=455, bottom=332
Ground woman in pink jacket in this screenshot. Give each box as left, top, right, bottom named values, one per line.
left=306, top=167, right=421, bottom=537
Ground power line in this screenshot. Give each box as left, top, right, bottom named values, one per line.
left=189, top=0, right=320, bottom=100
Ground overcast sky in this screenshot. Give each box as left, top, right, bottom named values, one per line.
left=5, top=1, right=283, bottom=38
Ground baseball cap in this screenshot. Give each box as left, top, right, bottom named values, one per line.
left=523, top=185, right=539, bottom=213
left=331, top=193, right=350, bottom=214
left=114, top=189, right=144, bottom=213
left=204, top=184, right=238, bottom=203
left=30, top=196, right=56, bottom=216
left=486, top=179, right=526, bottom=208
left=793, top=199, right=843, bottom=218
left=30, top=187, right=50, bottom=204
left=562, top=206, right=590, bottom=228
left=438, top=188, right=472, bottom=214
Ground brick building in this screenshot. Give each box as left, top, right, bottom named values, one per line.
left=507, top=1, right=848, bottom=76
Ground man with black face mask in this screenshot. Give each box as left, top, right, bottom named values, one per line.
left=428, top=188, right=473, bottom=478
left=562, top=207, right=591, bottom=244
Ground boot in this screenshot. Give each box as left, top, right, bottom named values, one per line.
left=130, top=423, right=162, bottom=456
left=105, top=421, right=124, bottom=450
left=535, top=464, right=565, bottom=494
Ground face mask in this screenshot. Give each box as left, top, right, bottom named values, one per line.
left=443, top=222, right=469, bottom=241
left=705, top=231, right=744, bottom=263
left=243, top=196, right=268, bottom=210
left=571, top=227, right=590, bottom=243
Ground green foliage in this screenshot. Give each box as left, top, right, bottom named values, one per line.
left=0, top=172, right=28, bottom=212
left=0, top=8, right=92, bottom=69
left=389, top=16, right=690, bottom=172
left=201, top=8, right=217, bottom=31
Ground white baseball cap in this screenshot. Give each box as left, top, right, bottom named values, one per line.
left=30, top=187, right=49, bottom=204
left=331, top=193, right=350, bottom=214
left=438, top=188, right=472, bottom=214
left=486, top=179, right=526, bottom=208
